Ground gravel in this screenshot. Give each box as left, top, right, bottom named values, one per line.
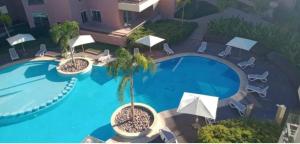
left=115, top=106, right=154, bottom=133
left=59, top=59, right=89, bottom=72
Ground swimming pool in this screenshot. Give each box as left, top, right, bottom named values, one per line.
left=0, top=56, right=240, bottom=142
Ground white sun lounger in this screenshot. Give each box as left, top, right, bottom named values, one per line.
left=197, top=41, right=207, bottom=53
left=205, top=118, right=216, bottom=125
left=9, top=48, right=19, bottom=61
left=229, top=99, right=246, bottom=117
left=238, top=57, right=256, bottom=69
left=97, top=49, right=111, bottom=63
left=163, top=43, right=175, bottom=55
left=248, top=71, right=269, bottom=83
left=134, top=48, right=139, bottom=55
left=35, top=44, right=47, bottom=57
left=246, top=85, right=269, bottom=98
left=159, top=127, right=177, bottom=143
left=218, top=46, right=232, bottom=57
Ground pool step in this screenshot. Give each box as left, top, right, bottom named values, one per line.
left=172, top=57, right=184, bottom=72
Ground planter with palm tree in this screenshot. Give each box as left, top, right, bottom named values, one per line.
left=108, top=48, right=158, bottom=139
left=50, top=21, right=92, bottom=75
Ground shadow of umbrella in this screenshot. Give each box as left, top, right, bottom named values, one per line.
left=90, top=123, right=116, bottom=141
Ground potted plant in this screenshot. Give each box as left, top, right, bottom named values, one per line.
left=107, top=48, right=158, bottom=138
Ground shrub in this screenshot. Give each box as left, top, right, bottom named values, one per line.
left=175, top=1, right=220, bottom=19
left=198, top=119, right=281, bottom=143
left=128, top=20, right=197, bottom=50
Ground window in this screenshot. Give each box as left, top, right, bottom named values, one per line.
left=0, top=6, right=8, bottom=14
left=91, top=10, right=101, bottom=22
left=81, top=11, right=88, bottom=23
left=28, top=0, right=44, bottom=5
left=32, top=12, right=49, bottom=28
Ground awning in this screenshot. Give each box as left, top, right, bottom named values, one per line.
left=68, top=35, right=95, bottom=48
left=226, top=37, right=257, bottom=51
left=136, top=35, right=165, bottom=53
left=6, top=34, right=35, bottom=46
left=177, top=92, right=219, bottom=119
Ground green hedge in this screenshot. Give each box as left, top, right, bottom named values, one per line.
left=207, top=17, right=300, bottom=68
left=128, top=20, right=197, bottom=47
left=198, top=119, right=281, bottom=143
left=175, top=1, right=220, bottom=19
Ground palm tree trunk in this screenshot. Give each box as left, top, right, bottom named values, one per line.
left=3, top=23, right=10, bottom=37
left=130, top=76, right=135, bottom=121
left=70, top=47, right=77, bottom=69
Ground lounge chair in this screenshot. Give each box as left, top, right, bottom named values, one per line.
left=163, top=43, right=175, bottom=55
left=9, top=48, right=19, bottom=61
left=246, top=85, right=269, bottom=98
left=218, top=46, right=232, bottom=57
left=134, top=48, right=139, bottom=55
left=229, top=99, right=246, bottom=117
left=35, top=44, right=47, bottom=57
left=248, top=71, right=269, bottom=83
left=197, top=41, right=207, bottom=53
left=205, top=118, right=216, bottom=125
left=97, top=49, right=111, bottom=63
left=238, top=57, right=256, bottom=69
left=159, top=127, right=177, bottom=143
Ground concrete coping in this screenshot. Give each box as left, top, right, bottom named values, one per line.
left=109, top=103, right=161, bottom=143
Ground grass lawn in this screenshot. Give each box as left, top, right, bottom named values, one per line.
left=128, top=20, right=197, bottom=48
left=175, top=1, right=220, bottom=19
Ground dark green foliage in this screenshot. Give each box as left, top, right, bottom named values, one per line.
left=128, top=20, right=197, bottom=49
left=175, top=1, right=220, bottom=19
left=198, top=119, right=281, bottom=143
left=207, top=17, right=300, bottom=68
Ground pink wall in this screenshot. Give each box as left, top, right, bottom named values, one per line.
left=22, top=0, right=72, bottom=28
left=158, top=0, right=176, bottom=18
left=85, top=0, right=123, bottom=29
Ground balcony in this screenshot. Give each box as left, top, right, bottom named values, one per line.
left=118, top=0, right=159, bottom=12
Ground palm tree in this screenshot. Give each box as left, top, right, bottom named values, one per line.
left=0, top=12, right=12, bottom=37
left=107, top=48, right=156, bottom=120
left=50, top=21, right=79, bottom=66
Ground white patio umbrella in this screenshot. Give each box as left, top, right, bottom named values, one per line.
left=68, top=35, right=95, bottom=52
left=6, top=34, right=35, bottom=52
left=226, top=37, right=257, bottom=56
left=177, top=92, right=219, bottom=127
left=135, top=35, right=165, bottom=53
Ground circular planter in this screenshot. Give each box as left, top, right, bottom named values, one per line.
left=56, top=57, right=93, bottom=77
left=111, top=103, right=158, bottom=139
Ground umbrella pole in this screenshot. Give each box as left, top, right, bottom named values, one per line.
left=82, top=45, right=84, bottom=52
left=22, top=43, right=26, bottom=52
left=150, top=46, right=152, bottom=53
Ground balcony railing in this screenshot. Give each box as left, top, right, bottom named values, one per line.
left=118, top=0, right=159, bottom=12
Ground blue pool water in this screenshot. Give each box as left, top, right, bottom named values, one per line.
left=0, top=56, right=239, bottom=142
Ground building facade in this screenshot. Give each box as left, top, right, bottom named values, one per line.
left=21, top=0, right=176, bottom=46
left=0, top=0, right=27, bottom=23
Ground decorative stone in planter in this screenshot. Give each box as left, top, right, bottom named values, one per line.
left=56, top=57, right=93, bottom=77
left=111, top=103, right=158, bottom=139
